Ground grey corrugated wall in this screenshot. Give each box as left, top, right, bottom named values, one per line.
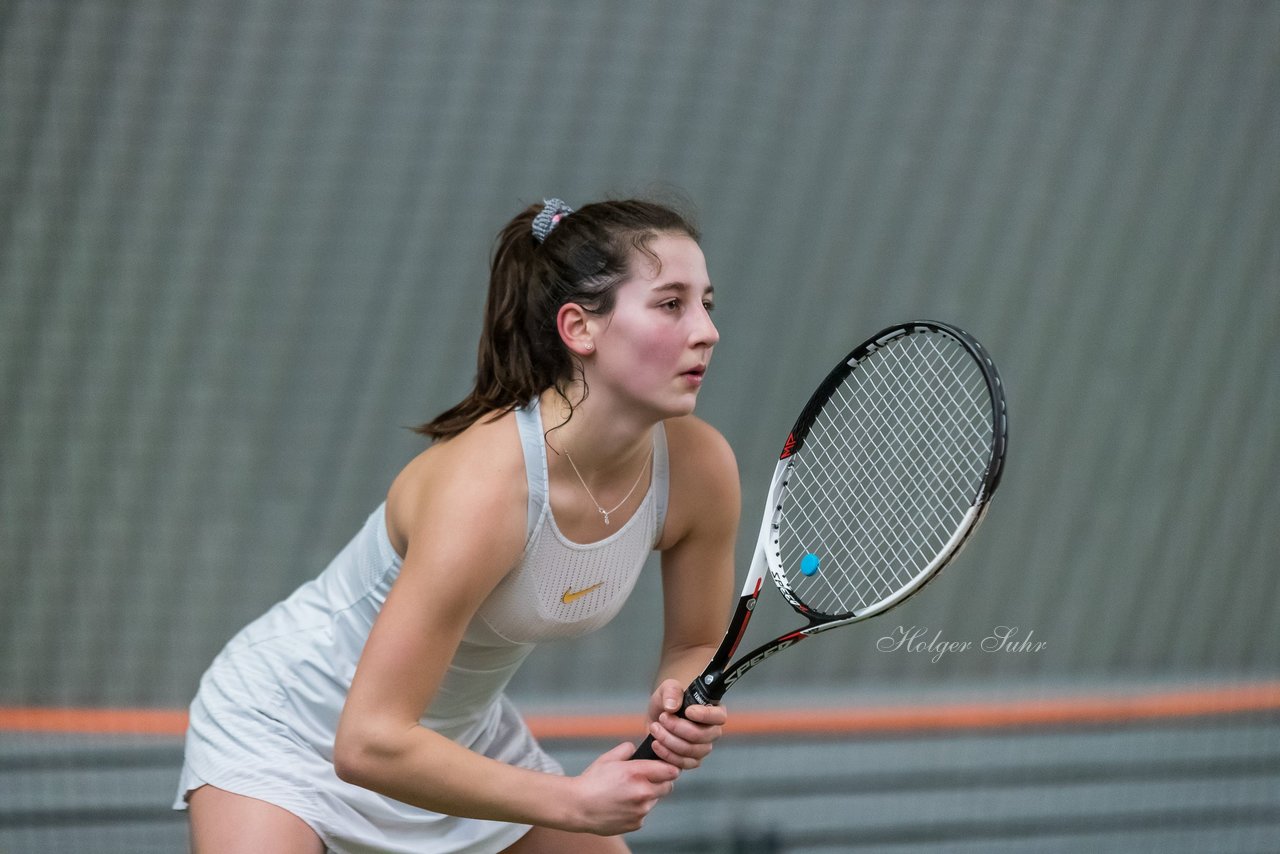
left=1, top=0, right=1277, bottom=709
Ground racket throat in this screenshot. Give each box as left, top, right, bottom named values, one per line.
left=685, top=677, right=724, bottom=708
left=720, top=631, right=809, bottom=691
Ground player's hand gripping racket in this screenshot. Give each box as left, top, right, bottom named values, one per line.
left=632, top=320, right=1007, bottom=761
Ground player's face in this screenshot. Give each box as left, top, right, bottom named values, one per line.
left=589, top=233, right=718, bottom=418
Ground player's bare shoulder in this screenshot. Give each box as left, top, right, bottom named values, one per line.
left=385, top=411, right=528, bottom=560
left=658, top=415, right=740, bottom=551
left=663, top=415, right=736, bottom=477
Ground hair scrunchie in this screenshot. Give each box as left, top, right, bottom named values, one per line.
left=531, top=198, right=574, bottom=243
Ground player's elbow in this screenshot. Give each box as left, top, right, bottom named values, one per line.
left=333, top=720, right=399, bottom=790
left=332, top=732, right=372, bottom=787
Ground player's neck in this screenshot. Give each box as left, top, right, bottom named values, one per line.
left=538, top=386, right=655, bottom=478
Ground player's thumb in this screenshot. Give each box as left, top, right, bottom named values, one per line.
left=658, top=678, right=684, bottom=712
left=603, top=741, right=638, bottom=762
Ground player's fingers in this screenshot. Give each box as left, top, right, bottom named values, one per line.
left=682, top=703, right=728, bottom=726
left=633, top=755, right=682, bottom=781
left=649, top=720, right=713, bottom=766
left=660, top=711, right=723, bottom=746
left=647, top=735, right=700, bottom=770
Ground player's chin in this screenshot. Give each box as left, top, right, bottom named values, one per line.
left=641, top=396, right=698, bottom=422
left=660, top=402, right=700, bottom=422
left=630, top=384, right=703, bottom=422
left=667, top=385, right=705, bottom=415
left=672, top=397, right=701, bottom=417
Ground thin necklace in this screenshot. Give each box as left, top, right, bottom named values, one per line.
left=563, top=444, right=654, bottom=525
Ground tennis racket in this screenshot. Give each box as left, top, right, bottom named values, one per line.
left=632, top=320, right=1007, bottom=761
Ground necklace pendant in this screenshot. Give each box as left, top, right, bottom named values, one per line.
left=564, top=442, right=652, bottom=530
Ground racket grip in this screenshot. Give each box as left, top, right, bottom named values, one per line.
left=628, top=682, right=713, bottom=761
left=630, top=733, right=662, bottom=761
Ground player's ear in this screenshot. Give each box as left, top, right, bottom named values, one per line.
left=556, top=302, right=595, bottom=357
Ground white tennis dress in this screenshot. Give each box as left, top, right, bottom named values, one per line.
left=175, top=399, right=669, bottom=853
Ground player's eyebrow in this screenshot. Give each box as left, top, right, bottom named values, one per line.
left=653, top=281, right=714, bottom=297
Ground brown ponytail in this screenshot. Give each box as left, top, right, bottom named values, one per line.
left=416, top=198, right=700, bottom=440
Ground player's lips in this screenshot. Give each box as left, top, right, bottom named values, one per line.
left=680, top=364, right=707, bottom=385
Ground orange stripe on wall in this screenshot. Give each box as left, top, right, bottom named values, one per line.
left=0, top=706, right=190, bottom=736
left=529, top=681, right=1280, bottom=740
left=1, top=681, right=1277, bottom=738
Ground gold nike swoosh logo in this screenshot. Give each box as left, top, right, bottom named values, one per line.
left=561, top=582, right=605, bottom=604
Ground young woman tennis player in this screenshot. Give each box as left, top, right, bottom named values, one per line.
left=175, top=198, right=739, bottom=853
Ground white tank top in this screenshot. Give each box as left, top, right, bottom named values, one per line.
left=475, top=398, right=669, bottom=643
left=177, top=400, right=670, bottom=851
left=205, top=398, right=669, bottom=745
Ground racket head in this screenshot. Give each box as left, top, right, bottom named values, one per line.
left=767, top=321, right=1007, bottom=623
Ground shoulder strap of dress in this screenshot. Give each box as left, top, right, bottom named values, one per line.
left=652, top=422, right=670, bottom=548
left=514, top=399, right=548, bottom=543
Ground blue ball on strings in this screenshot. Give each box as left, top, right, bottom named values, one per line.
left=800, top=553, right=821, bottom=576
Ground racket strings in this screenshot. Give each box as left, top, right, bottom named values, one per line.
left=777, top=332, right=994, bottom=616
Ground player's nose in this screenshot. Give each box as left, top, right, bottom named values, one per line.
left=692, top=305, right=719, bottom=347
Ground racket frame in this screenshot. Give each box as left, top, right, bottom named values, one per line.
left=632, top=320, right=1007, bottom=756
